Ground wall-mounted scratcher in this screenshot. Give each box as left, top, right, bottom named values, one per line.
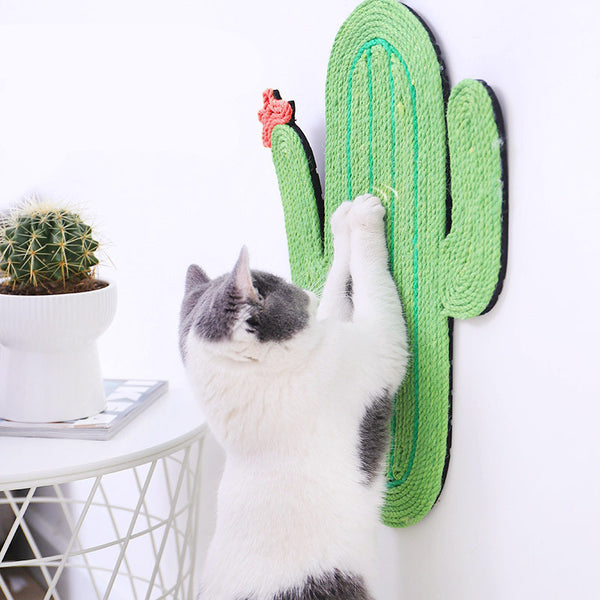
left=259, top=0, right=508, bottom=527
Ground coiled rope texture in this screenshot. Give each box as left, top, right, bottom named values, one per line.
left=263, top=0, right=507, bottom=527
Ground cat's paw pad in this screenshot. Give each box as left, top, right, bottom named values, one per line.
left=350, top=194, right=385, bottom=231
left=330, top=201, right=352, bottom=238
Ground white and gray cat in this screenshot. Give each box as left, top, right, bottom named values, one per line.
left=180, top=194, right=408, bottom=600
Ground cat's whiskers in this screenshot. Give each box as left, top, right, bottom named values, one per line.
left=308, top=280, right=326, bottom=298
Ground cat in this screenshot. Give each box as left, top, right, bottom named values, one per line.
left=179, top=194, right=408, bottom=600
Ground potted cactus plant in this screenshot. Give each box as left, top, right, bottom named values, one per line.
left=0, top=199, right=117, bottom=422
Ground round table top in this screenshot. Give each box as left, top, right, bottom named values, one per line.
left=0, top=378, right=206, bottom=490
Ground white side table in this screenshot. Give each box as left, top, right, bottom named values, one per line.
left=0, top=382, right=206, bottom=600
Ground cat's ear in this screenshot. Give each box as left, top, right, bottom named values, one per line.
left=232, top=246, right=258, bottom=302
left=185, top=264, right=210, bottom=294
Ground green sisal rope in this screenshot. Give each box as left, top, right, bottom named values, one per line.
left=260, top=0, right=507, bottom=527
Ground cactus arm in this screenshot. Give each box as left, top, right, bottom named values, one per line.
left=270, top=123, right=327, bottom=292
left=440, top=79, right=508, bottom=319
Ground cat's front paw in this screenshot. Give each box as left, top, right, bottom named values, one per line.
left=330, top=201, right=352, bottom=240
left=350, top=194, right=386, bottom=232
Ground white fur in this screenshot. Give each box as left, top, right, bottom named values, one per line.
left=184, top=195, right=408, bottom=600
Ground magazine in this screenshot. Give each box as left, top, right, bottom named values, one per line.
left=0, top=379, right=168, bottom=441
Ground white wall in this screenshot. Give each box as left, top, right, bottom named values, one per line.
left=1, top=1, right=598, bottom=598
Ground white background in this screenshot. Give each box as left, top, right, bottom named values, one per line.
left=0, top=0, right=599, bottom=598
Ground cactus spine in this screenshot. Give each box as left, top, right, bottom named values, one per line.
left=0, top=202, right=100, bottom=291
left=262, top=0, right=507, bottom=526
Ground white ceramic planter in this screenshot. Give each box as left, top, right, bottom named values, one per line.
left=0, top=281, right=117, bottom=423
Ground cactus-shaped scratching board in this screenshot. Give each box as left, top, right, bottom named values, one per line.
left=259, top=0, right=508, bottom=527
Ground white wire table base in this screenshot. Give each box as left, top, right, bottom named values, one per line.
left=0, top=432, right=204, bottom=600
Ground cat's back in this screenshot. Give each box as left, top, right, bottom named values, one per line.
left=208, top=367, right=382, bottom=600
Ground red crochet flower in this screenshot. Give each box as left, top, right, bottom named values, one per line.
left=258, top=89, right=294, bottom=148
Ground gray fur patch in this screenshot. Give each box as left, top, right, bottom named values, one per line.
left=248, top=271, right=310, bottom=343
left=193, top=275, right=244, bottom=341
left=239, top=569, right=372, bottom=600
left=179, top=265, right=311, bottom=359
left=345, top=275, right=353, bottom=300
left=358, top=391, right=393, bottom=485
left=179, top=265, right=212, bottom=358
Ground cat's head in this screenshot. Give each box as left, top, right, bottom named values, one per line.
left=179, top=247, right=318, bottom=363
